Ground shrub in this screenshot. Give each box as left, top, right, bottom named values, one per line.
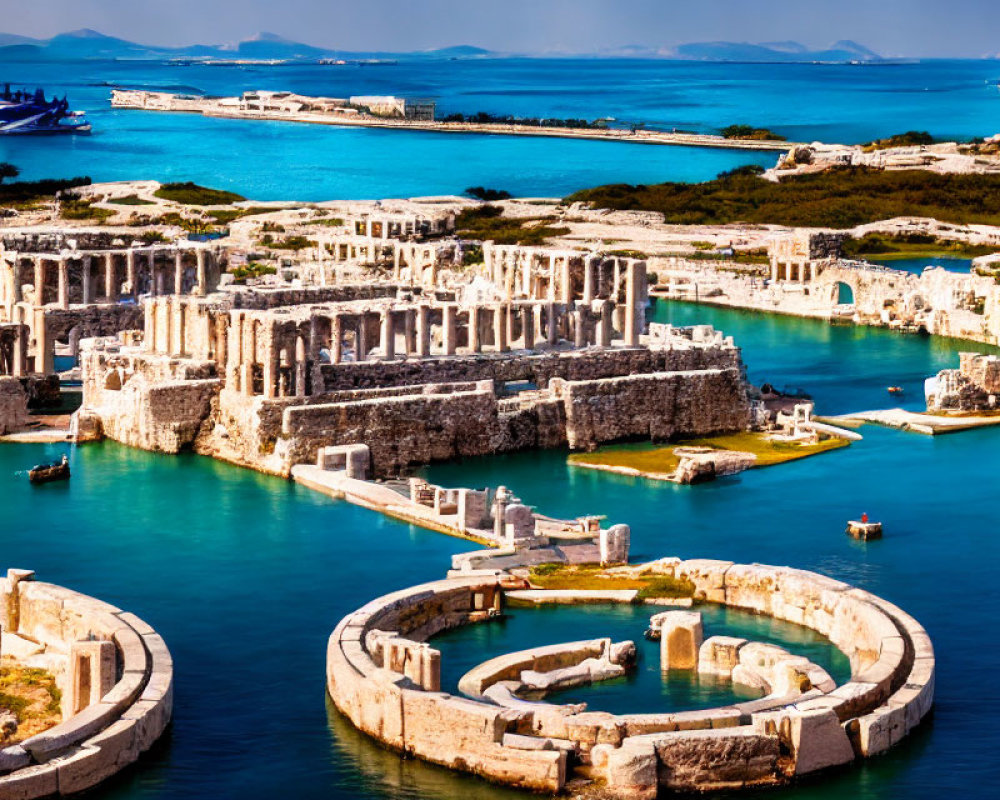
left=153, top=181, right=245, bottom=205
left=466, top=186, right=512, bottom=202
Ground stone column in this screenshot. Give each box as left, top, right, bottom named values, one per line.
left=263, top=339, right=278, bottom=399
left=33, top=258, right=45, bottom=306
left=443, top=304, right=457, bottom=355
left=81, top=256, right=93, bottom=304
left=171, top=297, right=185, bottom=356
left=11, top=324, right=27, bottom=377
left=380, top=310, right=395, bottom=359
left=357, top=315, right=369, bottom=361
left=196, top=249, right=207, bottom=296
left=624, top=260, right=646, bottom=347
left=227, top=311, right=242, bottom=391
left=403, top=308, right=416, bottom=354
left=546, top=303, right=558, bottom=346
left=57, top=259, right=69, bottom=309
left=242, top=316, right=256, bottom=396
left=295, top=335, right=308, bottom=397
left=468, top=306, right=481, bottom=353
left=416, top=304, right=431, bottom=357
left=521, top=305, right=534, bottom=350
left=126, top=250, right=136, bottom=298
left=573, top=306, right=587, bottom=348
left=583, top=256, right=596, bottom=303
left=10, top=258, right=23, bottom=304
left=331, top=315, right=343, bottom=364
left=104, top=253, right=118, bottom=302
left=34, top=307, right=53, bottom=374
left=144, top=298, right=155, bottom=349
left=494, top=305, right=508, bottom=352
left=174, top=251, right=184, bottom=295
left=595, top=300, right=613, bottom=347
left=560, top=256, right=572, bottom=304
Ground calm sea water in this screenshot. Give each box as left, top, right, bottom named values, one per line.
left=1, top=58, right=1000, bottom=198
left=0, top=299, right=997, bottom=798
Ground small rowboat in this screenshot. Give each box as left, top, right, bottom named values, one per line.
left=887, top=386, right=904, bottom=394
left=28, top=455, right=70, bottom=484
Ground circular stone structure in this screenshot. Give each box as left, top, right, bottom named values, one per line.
left=326, top=558, right=934, bottom=798
left=0, top=569, right=173, bottom=798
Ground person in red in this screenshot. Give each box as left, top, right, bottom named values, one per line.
left=861, top=512, right=869, bottom=523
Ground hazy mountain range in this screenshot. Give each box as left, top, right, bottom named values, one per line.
left=0, top=29, right=888, bottom=63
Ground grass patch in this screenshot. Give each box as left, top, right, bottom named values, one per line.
left=456, top=205, right=569, bottom=245
left=0, top=176, right=90, bottom=207
left=527, top=563, right=695, bottom=599
left=304, top=217, right=345, bottom=227
left=107, top=194, right=154, bottom=206
left=154, top=181, right=245, bottom=206
left=842, top=232, right=995, bottom=260
left=231, top=262, right=277, bottom=282
left=259, top=234, right=316, bottom=251
left=0, top=666, right=61, bottom=742
left=205, top=206, right=274, bottom=225
left=721, top=124, right=786, bottom=141
left=568, top=431, right=849, bottom=477
left=60, top=197, right=114, bottom=223
left=863, top=131, right=934, bottom=151
left=567, top=168, right=1000, bottom=228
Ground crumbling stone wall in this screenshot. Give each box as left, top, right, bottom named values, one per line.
left=558, top=367, right=750, bottom=450
left=0, top=376, right=27, bottom=434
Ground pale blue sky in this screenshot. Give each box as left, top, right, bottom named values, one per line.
left=5, top=0, right=999, bottom=57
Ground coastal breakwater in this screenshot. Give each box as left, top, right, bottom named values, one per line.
left=109, top=90, right=795, bottom=152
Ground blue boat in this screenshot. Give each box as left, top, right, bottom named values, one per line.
left=0, top=85, right=91, bottom=135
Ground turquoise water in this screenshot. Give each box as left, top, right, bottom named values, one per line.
left=1, top=297, right=996, bottom=797
left=2, top=58, right=1000, bottom=197
left=433, top=603, right=850, bottom=716
left=868, top=256, right=971, bottom=274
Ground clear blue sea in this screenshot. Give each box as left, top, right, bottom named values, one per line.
left=1, top=57, right=1000, bottom=198
left=3, top=56, right=1000, bottom=799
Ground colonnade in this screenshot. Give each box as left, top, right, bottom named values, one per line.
left=0, top=244, right=221, bottom=318
left=350, top=211, right=454, bottom=240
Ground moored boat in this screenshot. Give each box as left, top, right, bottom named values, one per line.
left=28, top=454, right=70, bottom=484
left=0, top=85, right=91, bottom=135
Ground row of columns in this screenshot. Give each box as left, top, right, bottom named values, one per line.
left=1, top=247, right=215, bottom=314
left=0, top=323, right=28, bottom=377
left=769, top=258, right=816, bottom=284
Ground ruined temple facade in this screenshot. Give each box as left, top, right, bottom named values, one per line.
left=75, top=256, right=752, bottom=478
left=0, top=230, right=224, bottom=375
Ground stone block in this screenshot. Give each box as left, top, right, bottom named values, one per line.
left=0, top=763, right=58, bottom=799
left=659, top=611, right=703, bottom=671
left=605, top=739, right=658, bottom=800
left=698, top=636, right=747, bottom=678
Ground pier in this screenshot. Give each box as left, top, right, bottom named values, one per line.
left=109, top=89, right=796, bottom=152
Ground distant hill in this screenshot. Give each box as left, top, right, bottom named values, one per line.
left=0, top=29, right=882, bottom=63
left=669, top=39, right=883, bottom=62
left=0, top=28, right=498, bottom=62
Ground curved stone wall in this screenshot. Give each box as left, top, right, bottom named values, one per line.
left=326, top=559, right=934, bottom=798
left=0, top=569, right=173, bottom=798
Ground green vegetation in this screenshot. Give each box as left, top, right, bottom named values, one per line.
left=0, top=162, right=21, bottom=184
left=605, top=249, right=648, bottom=259
left=153, top=181, right=245, bottom=206
left=304, top=217, right=344, bottom=227
left=107, top=194, right=154, bottom=206
left=0, top=176, right=90, bottom=209
left=461, top=242, right=483, bottom=266
left=568, top=431, right=848, bottom=477
left=842, top=232, right=997, bottom=260
left=259, top=234, right=316, bottom=251
left=441, top=111, right=606, bottom=130
left=465, top=186, right=512, bottom=202
left=567, top=168, right=1000, bottom=228
left=455, top=205, right=569, bottom=246
left=0, top=666, right=62, bottom=742
left=526, top=563, right=696, bottom=600
left=205, top=206, right=273, bottom=225
left=863, top=131, right=934, bottom=151
left=720, top=125, right=786, bottom=142
left=59, top=195, right=114, bottom=223
left=231, top=261, right=277, bottom=282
